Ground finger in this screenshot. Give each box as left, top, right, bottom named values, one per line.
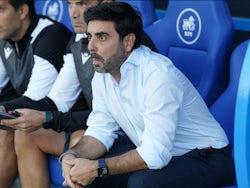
left=63, top=159, right=76, bottom=166
left=0, top=121, right=24, bottom=131
left=76, top=183, right=84, bottom=188
left=0, top=123, right=15, bottom=129
left=0, top=124, right=15, bottom=131
left=64, top=174, right=76, bottom=188
left=1, top=116, right=22, bottom=126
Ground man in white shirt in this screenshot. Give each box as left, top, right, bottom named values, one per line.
left=59, top=2, right=236, bottom=188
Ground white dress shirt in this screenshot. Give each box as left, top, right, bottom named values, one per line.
left=85, top=45, right=229, bottom=169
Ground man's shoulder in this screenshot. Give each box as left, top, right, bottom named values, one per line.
left=36, top=15, right=71, bottom=33
left=31, top=16, right=72, bottom=45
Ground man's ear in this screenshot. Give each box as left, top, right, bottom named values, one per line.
left=123, top=33, right=136, bottom=53
left=18, top=4, right=29, bottom=20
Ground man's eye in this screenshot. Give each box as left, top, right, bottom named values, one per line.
left=98, top=36, right=106, bottom=41
left=0, top=7, right=5, bottom=12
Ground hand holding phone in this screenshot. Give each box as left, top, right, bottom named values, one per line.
left=0, top=110, right=20, bottom=119
left=0, top=110, right=20, bottom=130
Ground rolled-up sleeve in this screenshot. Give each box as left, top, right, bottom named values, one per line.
left=85, top=110, right=120, bottom=151
left=136, top=66, right=184, bottom=169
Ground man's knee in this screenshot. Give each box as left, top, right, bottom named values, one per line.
left=14, top=130, right=33, bottom=152
left=0, top=130, right=14, bottom=148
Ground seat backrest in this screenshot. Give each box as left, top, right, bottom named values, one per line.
left=34, top=0, right=73, bottom=31
left=209, top=40, right=247, bottom=148
left=234, top=39, right=250, bottom=188
left=117, top=0, right=157, bottom=28
left=48, top=155, right=65, bottom=186
left=145, top=0, right=234, bottom=107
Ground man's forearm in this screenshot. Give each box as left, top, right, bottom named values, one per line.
left=106, top=149, right=148, bottom=175
left=70, top=135, right=106, bottom=160
left=59, top=138, right=148, bottom=179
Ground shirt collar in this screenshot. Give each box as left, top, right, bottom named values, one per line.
left=75, top=33, right=87, bottom=42
left=125, top=45, right=143, bottom=66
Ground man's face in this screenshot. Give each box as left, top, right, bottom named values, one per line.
left=0, top=1, right=23, bottom=40
left=67, top=0, right=100, bottom=34
left=87, top=20, right=129, bottom=75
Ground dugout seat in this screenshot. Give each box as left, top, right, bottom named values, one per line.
left=119, top=0, right=157, bottom=28
left=234, top=39, right=250, bottom=188
left=34, top=0, right=73, bottom=31
left=210, top=39, right=250, bottom=188
left=145, top=0, right=234, bottom=107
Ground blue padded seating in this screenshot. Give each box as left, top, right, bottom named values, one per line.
left=210, top=40, right=250, bottom=188
left=117, top=0, right=157, bottom=28
left=34, top=0, right=73, bottom=31
left=145, top=0, right=234, bottom=107
left=48, top=155, right=65, bottom=186
left=209, top=40, right=246, bottom=149
left=234, top=39, right=250, bottom=188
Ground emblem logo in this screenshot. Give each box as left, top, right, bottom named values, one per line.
left=81, top=53, right=90, bottom=65
left=176, top=8, right=201, bottom=45
left=4, top=47, right=13, bottom=59
left=43, top=0, right=63, bottom=22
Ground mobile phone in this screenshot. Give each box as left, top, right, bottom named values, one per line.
left=0, top=111, right=19, bottom=119
left=0, top=111, right=19, bottom=130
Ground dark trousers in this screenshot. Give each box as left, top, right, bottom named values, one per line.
left=87, top=133, right=236, bottom=188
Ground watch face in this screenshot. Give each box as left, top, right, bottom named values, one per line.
left=102, top=167, right=108, bottom=177
left=98, top=167, right=108, bottom=177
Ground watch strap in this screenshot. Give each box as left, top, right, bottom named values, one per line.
left=98, top=158, right=109, bottom=177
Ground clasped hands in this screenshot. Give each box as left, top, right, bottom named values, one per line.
left=61, top=154, right=98, bottom=188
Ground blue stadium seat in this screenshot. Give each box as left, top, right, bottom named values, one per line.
left=35, top=0, right=157, bottom=30
left=48, top=155, right=65, bottom=186
left=209, top=40, right=246, bottom=150
left=117, top=0, right=157, bottom=28
left=145, top=0, right=234, bottom=107
left=34, top=0, right=73, bottom=31
left=210, top=41, right=250, bottom=188
left=234, top=39, right=250, bottom=188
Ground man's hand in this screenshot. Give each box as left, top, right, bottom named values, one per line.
left=64, top=158, right=98, bottom=187
left=62, top=154, right=79, bottom=188
left=0, top=108, right=45, bottom=132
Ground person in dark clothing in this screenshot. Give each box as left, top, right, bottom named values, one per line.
left=0, top=0, right=157, bottom=187
left=0, top=0, right=71, bottom=187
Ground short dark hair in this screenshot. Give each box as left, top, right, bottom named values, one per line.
left=8, top=0, right=36, bottom=20
left=97, top=0, right=104, bottom=3
left=84, top=2, right=142, bottom=50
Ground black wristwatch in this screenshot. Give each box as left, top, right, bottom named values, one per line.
left=97, top=158, right=109, bottom=177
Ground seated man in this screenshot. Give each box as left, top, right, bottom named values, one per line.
left=59, top=2, right=236, bottom=188
left=0, top=0, right=71, bottom=187
left=0, top=0, right=157, bottom=187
